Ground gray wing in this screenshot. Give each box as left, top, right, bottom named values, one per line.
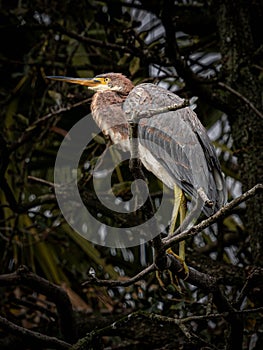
left=123, top=83, right=226, bottom=215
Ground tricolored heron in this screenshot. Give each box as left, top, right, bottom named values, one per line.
left=47, top=73, right=226, bottom=288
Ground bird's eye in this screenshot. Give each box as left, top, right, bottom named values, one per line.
left=104, top=78, right=110, bottom=83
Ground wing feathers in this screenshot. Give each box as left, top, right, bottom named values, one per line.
left=123, top=84, right=226, bottom=215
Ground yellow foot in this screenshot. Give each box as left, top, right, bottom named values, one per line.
left=156, top=269, right=181, bottom=293
left=166, top=247, right=189, bottom=281
left=156, top=248, right=189, bottom=293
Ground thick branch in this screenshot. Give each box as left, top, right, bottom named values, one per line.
left=72, top=306, right=263, bottom=350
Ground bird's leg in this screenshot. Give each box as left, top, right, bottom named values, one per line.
left=179, top=190, right=187, bottom=261
left=156, top=185, right=189, bottom=291
left=168, top=184, right=182, bottom=235
left=168, top=186, right=189, bottom=278
left=178, top=192, right=188, bottom=273
left=109, top=147, right=124, bottom=183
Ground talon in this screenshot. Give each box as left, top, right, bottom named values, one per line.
left=156, top=270, right=182, bottom=293
left=168, top=269, right=182, bottom=293
left=156, top=270, right=168, bottom=291
left=166, top=248, right=189, bottom=280
left=181, top=261, right=189, bottom=281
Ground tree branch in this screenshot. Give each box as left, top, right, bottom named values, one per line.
left=9, top=98, right=91, bottom=153
left=0, top=265, right=76, bottom=343
left=163, top=183, right=263, bottom=248
left=0, top=316, right=71, bottom=350
left=82, top=264, right=155, bottom=288
left=82, top=184, right=263, bottom=350
left=83, top=184, right=263, bottom=289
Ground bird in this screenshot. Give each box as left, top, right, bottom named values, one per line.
left=47, top=72, right=227, bottom=289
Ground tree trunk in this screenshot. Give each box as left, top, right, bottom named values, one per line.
left=212, top=0, right=263, bottom=265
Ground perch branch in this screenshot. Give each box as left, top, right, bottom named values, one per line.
left=83, top=184, right=262, bottom=289
left=163, top=183, right=263, bottom=249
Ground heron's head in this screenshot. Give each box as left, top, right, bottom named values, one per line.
left=46, top=73, right=134, bottom=95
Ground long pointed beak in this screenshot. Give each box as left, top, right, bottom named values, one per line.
left=46, top=76, right=101, bottom=87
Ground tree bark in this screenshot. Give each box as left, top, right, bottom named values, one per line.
left=212, top=0, right=263, bottom=265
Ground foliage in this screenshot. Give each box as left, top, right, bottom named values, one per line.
left=0, top=0, right=262, bottom=349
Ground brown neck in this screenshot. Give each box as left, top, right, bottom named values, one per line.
left=91, top=90, right=127, bottom=111
left=91, top=91, right=129, bottom=137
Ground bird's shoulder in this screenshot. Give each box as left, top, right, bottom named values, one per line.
left=123, top=83, right=184, bottom=113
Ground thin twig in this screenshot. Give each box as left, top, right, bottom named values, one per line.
left=174, top=306, right=263, bottom=323
left=27, top=176, right=55, bottom=187
left=14, top=23, right=139, bottom=56
left=233, top=267, right=263, bottom=309
left=22, top=194, right=57, bottom=210
left=218, top=82, right=263, bottom=120
left=82, top=264, right=155, bottom=287
left=136, top=311, right=219, bottom=349
left=0, top=315, right=71, bottom=350
left=10, top=98, right=91, bottom=152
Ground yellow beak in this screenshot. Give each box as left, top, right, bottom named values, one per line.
left=46, top=76, right=103, bottom=88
